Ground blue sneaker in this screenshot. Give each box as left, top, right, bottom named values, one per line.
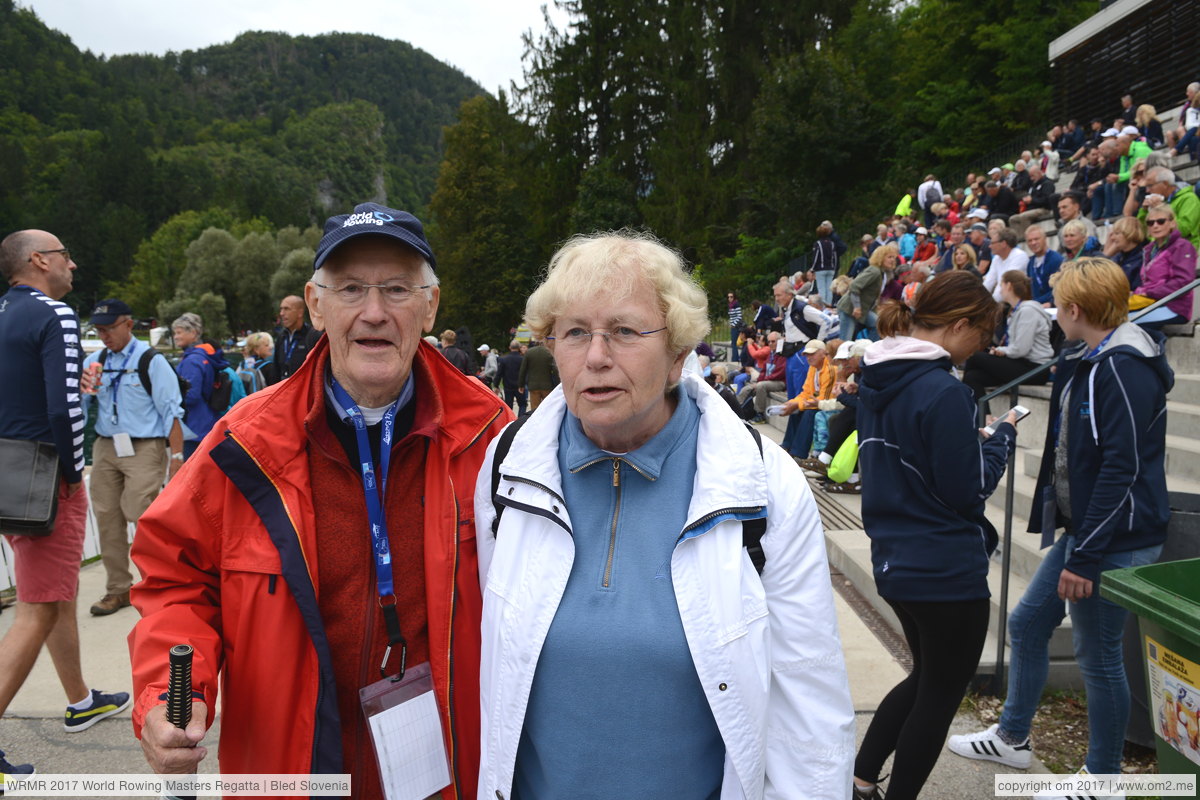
left=0, top=750, right=35, bottom=795
left=63, top=689, right=131, bottom=732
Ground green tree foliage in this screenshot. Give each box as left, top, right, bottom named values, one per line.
left=0, top=4, right=483, bottom=311
left=116, top=208, right=236, bottom=317
left=270, top=247, right=317, bottom=301
left=429, top=94, right=542, bottom=347
left=158, top=292, right=230, bottom=344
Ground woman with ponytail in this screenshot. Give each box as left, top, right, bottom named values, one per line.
left=851, top=271, right=1020, bottom=800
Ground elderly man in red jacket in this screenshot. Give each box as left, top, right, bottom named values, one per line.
left=129, top=203, right=513, bottom=800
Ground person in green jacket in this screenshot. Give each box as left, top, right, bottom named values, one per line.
left=1138, top=166, right=1200, bottom=252
left=837, top=244, right=897, bottom=341
left=895, top=189, right=916, bottom=218
left=1101, top=129, right=1152, bottom=217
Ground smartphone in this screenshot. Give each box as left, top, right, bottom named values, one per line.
left=984, top=404, right=1030, bottom=435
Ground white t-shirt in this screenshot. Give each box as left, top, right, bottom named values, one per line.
left=983, top=247, right=1030, bottom=301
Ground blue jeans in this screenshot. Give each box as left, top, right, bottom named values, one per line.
left=998, top=535, right=1163, bottom=774
left=815, top=270, right=834, bottom=305
left=729, top=326, right=740, bottom=362
left=839, top=309, right=878, bottom=341
left=780, top=409, right=817, bottom=458
left=1101, top=181, right=1125, bottom=218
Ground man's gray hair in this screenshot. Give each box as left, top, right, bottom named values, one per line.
left=1146, top=166, right=1176, bottom=186
left=773, top=278, right=796, bottom=297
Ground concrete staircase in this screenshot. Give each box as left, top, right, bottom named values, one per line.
left=809, top=331, right=1200, bottom=689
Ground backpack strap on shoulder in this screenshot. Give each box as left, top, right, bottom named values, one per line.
left=490, top=414, right=533, bottom=536
left=136, top=348, right=157, bottom=396
left=741, top=422, right=767, bottom=575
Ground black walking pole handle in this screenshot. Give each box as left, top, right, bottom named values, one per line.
left=163, top=644, right=195, bottom=800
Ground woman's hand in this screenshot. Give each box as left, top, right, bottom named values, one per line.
left=1057, top=569, right=1094, bottom=602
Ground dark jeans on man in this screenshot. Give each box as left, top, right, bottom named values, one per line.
left=780, top=409, right=818, bottom=458
left=503, top=384, right=527, bottom=416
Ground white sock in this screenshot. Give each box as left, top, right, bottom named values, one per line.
left=69, top=691, right=95, bottom=710
left=818, top=451, right=833, bottom=465
left=848, top=474, right=860, bottom=484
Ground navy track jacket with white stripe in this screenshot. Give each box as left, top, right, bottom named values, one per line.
left=0, top=285, right=86, bottom=483
left=1029, top=323, right=1174, bottom=583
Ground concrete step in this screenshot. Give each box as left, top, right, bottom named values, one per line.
left=1171, top=374, right=1200, bottom=405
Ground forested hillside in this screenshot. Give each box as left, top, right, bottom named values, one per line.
left=0, top=0, right=484, bottom=325
left=429, top=0, right=1098, bottom=341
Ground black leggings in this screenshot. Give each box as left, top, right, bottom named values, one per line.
left=961, top=353, right=1045, bottom=415
left=854, top=597, right=990, bottom=800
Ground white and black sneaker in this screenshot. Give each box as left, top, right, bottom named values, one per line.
left=1034, top=767, right=1122, bottom=800
left=946, top=723, right=1033, bottom=768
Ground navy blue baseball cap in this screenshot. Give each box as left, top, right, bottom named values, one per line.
left=89, top=299, right=133, bottom=325
left=313, top=203, right=436, bottom=272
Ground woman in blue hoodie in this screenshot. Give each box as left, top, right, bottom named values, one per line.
left=852, top=271, right=1018, bottom=800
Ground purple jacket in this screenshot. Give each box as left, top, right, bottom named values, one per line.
left=1139, top=230, right=1196, bottom=320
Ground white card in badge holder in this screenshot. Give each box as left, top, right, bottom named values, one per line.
left=112, top=432, right=136, bottom=458
left=360, top=661, right=451, bottom=800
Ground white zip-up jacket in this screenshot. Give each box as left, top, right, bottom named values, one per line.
left=473, top=373, right=855, bottom=800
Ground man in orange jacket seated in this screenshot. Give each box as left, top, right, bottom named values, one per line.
left=779, top=339, right=839, bottom=460
left=128, top=203, right=513, bottom=800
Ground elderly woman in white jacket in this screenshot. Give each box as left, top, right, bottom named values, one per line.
left=473, top=231, right=855, bottom=800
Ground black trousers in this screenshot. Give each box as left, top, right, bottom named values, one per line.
left=961, top=352, right=1045, bottom=414
left=855, top=597, right=990, bottom=800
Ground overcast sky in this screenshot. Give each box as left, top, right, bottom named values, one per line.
left=22, top=0, right=569, bottom=95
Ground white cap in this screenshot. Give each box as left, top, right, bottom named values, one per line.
left=967, top=207, right=989, bottom=220
left=850, top=339, right=871, bottom=359
left=802, top=339, right=827, bottom=355
left=987, top=167, right=1001, bottom=175
left=916, top=226, right=928, bottom=235
left=834, top=341, right=853, bottom=361
left=477, top=343, right=490, bottom=352
left=1120, top=124, right=1140, bottom=137
left=1101, top=127, right=1120, bottom=138
left=1041, top=140, right=1052, bottom=147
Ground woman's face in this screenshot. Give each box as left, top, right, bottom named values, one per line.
left=550, top=274, right=686, bottom=453
left=173, top=326, right=197, bottom=349
left=1061, top=228, right=1085, bottom=252
left=944, top=319, right=991, bottom=365
left=1147, top=213, right=1175, bottom=242
left=884, top=252, right=898, bottom=268
left=953, top=248, right=968, bottom=267
left=255, top=340, right=273, bottom=359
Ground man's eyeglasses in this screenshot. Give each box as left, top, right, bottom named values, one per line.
left=29, top=248, right=70, bottom=262
left=313, top=281, right=432, bottom=305
left=1146, top=218, right=1171, bottom=227
left=547, top=326, right=668, bottom=350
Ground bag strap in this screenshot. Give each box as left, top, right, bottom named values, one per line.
left=489, top=414, right=768, bottom=575
left=490, top=414, right=533, bottom=535
left=136, top=348, right=158, bottom=396
left=741, top=423, right=767, bottom=575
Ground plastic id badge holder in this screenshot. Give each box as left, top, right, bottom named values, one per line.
left=360, top=661, right=451, bottom=800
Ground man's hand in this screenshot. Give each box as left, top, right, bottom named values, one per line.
left=1145, top=193, right=1165, bottom=209
left=852, top=307, right=863, bottom=320
left=167, top=458, right=183, bottom=481
left=141, top=701, right=209, bottom=773
left=1106, top=173, right=1119, bottom=183
left=1058, top=568, right=1094, bottom=602
left=66, top=480, right=83, bottom=496
left=780, top=400, right=799, bottom=416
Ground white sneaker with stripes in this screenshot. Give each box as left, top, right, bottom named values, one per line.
left=946, top=723, right=1034, bottom=768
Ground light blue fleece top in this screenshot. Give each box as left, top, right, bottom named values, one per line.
left=512, top=388, right=724, bottom=800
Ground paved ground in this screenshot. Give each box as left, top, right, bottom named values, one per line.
left=0, top=427, right=1056, bottom=797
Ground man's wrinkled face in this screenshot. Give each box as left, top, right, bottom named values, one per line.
left=306, top=238, right=439, bottom=407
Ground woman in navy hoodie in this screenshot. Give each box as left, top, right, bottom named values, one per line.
left=852, top=271, right=1018, bottom=800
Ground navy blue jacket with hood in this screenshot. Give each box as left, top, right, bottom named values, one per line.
left=1028, top=323, right=1173, bottom=583
left=858, top=337, right=1016, bottom=602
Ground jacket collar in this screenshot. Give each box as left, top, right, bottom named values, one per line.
left=222, top=336, right=505, bottom=485
left=499, top=373, right=769, bottom=524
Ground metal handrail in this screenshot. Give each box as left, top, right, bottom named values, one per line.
left=979, top=275, right=1200, bottom=696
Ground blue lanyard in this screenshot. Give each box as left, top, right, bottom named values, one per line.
left=108, top=349, right=133, bottom=422
left=1085, top=329, right=1115, bottom=360
left=282, top=331, right=299, bottom=364
left=329, top=377, right=408, bottom=680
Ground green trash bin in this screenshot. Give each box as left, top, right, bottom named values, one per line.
left=1102, top=557, right=1200, bottom=776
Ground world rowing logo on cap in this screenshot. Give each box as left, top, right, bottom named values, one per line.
left=373, top=211, right=394, bottom=223
left=342, top=211, right=389, bottom=228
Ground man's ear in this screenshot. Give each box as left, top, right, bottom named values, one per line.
left=304, top=281, right=323, bottom=332
left=421, top=286, right=441, bottom=333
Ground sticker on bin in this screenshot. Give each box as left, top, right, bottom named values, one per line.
left=1146, top=635, right=1200, bottom=767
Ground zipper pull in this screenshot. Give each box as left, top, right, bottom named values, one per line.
left=612, top=459, right=620, bottom=487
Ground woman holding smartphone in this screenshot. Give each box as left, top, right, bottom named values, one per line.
left=852, top=271, right=1017, bottom=800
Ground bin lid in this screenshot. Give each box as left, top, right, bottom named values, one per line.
left=1100, top=558, right=1200, bottom=643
